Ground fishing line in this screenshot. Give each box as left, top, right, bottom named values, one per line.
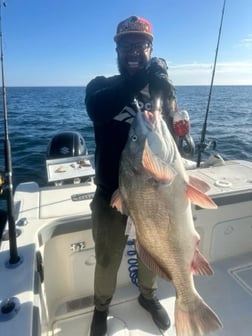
left=0, top=0, right=20, bottom=264
left=197, top=0, right=226, bottom=167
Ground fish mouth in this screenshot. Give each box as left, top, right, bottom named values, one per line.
left=142, top=110, right=161, bottom=130
left=143, top=111, right=155, bottom=129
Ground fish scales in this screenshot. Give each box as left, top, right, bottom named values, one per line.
left=111, top=108, right=222, bottom=336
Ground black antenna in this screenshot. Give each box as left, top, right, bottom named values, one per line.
left=0, top=1, right=20, bottom=264
left=197, top=0, right=226, bottom=167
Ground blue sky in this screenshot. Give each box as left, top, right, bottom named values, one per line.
left=2, top=0, right=252, bottom=86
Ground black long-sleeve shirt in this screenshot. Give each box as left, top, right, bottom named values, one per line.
left=85, top=75, right=177, bottom=196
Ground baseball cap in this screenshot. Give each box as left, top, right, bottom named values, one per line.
left=114, top=16, right=153, bottom=42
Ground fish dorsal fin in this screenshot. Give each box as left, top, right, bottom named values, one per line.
left=191, top=248, right=214, bottom=276
left=142, top=139, right=176, bottom=182
left=135, top=239, right=172, bottom=281
left=189, top=175, right=210, bottom=193
left=186, top=183, right=217, bottom=209
left=111, top=189, right=124, bottom=214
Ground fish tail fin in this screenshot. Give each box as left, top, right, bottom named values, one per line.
left=175, top=295, right=222, bottom=336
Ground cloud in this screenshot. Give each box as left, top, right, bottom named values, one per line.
left=168, top=61, right=252, bottom=85
left=217, top=61, right=252, bottom=73
left=239, top=34, right=252, bottom=49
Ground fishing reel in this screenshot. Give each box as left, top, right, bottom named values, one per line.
left=0, top=170, right=5, bottom=194
left=196, top=140, right=225, bottom=167
left=197, top=139, right=217, bottom=154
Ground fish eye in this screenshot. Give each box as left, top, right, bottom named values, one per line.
left=145, top=102, right=152, bottom=111
left=131, top=134, right=138, bottom=142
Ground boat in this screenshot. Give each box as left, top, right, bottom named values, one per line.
left=0, top=127, right=252, bottom=336
left=1, top=1, right=252, bottom=335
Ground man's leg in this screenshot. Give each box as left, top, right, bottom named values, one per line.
left=137, top=252, right=170, bottom=331
left=90, top=193, right=127, bottom=335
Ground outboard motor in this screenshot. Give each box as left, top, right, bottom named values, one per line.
left=47, top=131, right=87, bottom=159
left=46, top=131, right=94, bottom=185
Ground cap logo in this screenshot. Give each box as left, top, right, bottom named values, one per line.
left=118, top=16, right=150, bottom=34
left=114, top=16, right=153, bottom=42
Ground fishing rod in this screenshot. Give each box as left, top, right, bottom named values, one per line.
left=196, top=0, right=226, bottom=167
left=0, top=1, right=20, bottom=264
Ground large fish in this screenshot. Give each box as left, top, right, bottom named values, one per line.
left=111, top=106, right=222, bottom=336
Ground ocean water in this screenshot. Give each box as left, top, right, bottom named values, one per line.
left=0, top=85, right=252, bottom=209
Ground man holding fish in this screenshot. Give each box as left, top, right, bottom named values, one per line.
left=85, top=15, right=221, bottom=336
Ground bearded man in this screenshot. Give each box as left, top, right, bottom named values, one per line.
left=85, top=15, right=177, bottom=336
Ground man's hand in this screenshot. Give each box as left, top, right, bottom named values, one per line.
left=147, top=57, right=171, bottom=98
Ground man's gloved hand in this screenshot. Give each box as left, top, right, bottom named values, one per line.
left=147, top=57, right=171, bottom=98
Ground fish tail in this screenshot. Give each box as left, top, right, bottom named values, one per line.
left=175, top=295, right=222, bottom=336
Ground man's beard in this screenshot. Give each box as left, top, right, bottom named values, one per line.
left=117, top=58, right=129, bottom=79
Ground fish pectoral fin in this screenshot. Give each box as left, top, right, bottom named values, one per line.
left=142, top=140, right=176, bottom=182
left=189, top=175, right=210, bottom=193
left=191, top=248, right=214, bottom=276
left=135, top=239, right=172, bottom=281
left=110, top=189, right=125, bottom=214
left=186, top=184, right=217, bottom=209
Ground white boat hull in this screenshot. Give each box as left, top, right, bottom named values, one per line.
left=1, top=160, right=252, bottom=335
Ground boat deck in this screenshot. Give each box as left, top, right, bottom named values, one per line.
left=1, top=160, right=252, bottom=336
left=51, top=251, right=252, bottom=336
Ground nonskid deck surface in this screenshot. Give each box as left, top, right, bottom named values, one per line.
left=53, top=296, right=176, bottom=336
left=52, top=252, right=252, bottom=336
